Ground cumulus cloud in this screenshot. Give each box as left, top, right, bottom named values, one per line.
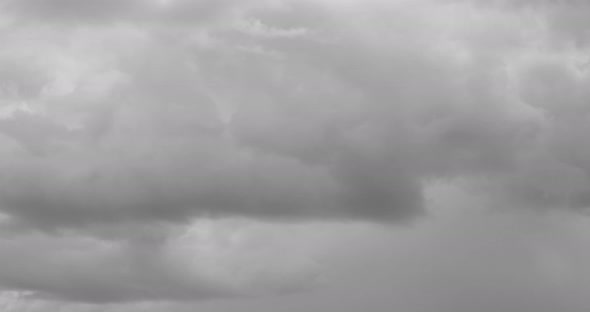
left=0, top=0, right=432, bottom=229
left=1, top=0, right=590, bottom=308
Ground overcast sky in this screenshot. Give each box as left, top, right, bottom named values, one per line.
left=1, top=0, right=590, bottom=311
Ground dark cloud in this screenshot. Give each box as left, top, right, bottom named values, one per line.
left=1, top=0, right=590, bottom=307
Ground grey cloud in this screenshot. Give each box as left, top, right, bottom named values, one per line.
left=0, top=111, right=74, bottom=155
left=0, top=61, right=48, bottom=101
left=172, top=185, right=590, bottom=312
left=0, top=219, right=319, bottom=304
left=0, top=0, right=587, bottom=229
left=458, top=0, right=590, bottom=46
left=0, top=232, right=222, bottom=303
left=3, top=0, right=258, bottom=26
left=2, top=0, right=590, bottom=306
left=6, top=184, right=590, bottom=312
left=0, top=6, right=427, bottom=228
left=4, top=0, right=147, bottom=23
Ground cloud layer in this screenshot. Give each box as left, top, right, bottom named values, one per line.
left=1, top=0, right=590, bottom=307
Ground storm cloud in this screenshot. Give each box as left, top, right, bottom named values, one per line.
left=1, top=0, right=590, bottom=309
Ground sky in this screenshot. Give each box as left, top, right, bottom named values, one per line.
left=1, top=0, right=590, bottom=311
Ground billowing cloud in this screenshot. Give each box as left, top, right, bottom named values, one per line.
left=1, top=0, right=590, bottom=308
left=0, top=0, right=432, bottom=229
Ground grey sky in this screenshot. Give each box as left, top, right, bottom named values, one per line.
left=1, top=0, right=590, bottom=311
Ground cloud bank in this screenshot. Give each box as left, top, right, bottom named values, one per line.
left=1, top=0, right=590, bottom=308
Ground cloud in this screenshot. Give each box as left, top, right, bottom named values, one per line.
left=1, top=0, right=590, bottom=307
left=4, top=184, right=590, bottom=312
left=456, top=0, right=590, bottom=46
left=2, top=0, right=258, bottom=26
left=0, top=219, right=322, bottom=304
left=0, top=1, right=431, bottom=229
left=0, top=228, right=223, bottom=303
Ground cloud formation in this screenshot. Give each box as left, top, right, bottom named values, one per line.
left=0, top=0, right=431, bottom=229
left=0, top=219, right=321, bottom=304
left=1, top=0, right=590, bottom=307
